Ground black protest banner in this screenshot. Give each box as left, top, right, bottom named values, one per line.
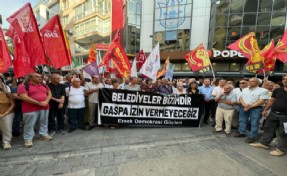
left=99, top=88, right=205, bottom=127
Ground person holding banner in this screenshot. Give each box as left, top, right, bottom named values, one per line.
left=234, top=78, right=269, bottom=143
left=157, top=78, right=173, bottom=95
left=186, top=82, right=199, bottom=94
left=174, top=82, right=186, bottom=95
left=84, top=75, right=104, bottom=130
left=141, top=78, right=157, bottom=92
left=125, top=77, right=141, bottom=91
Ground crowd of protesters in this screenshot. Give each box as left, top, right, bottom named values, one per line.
left=0, top=72, right=286, bottom=157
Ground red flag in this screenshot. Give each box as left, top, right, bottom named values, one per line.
left=185, top=44, right=211, bottom=72
left=260, top=39, right=275, bottom=59
left=271, top=29, right=287, bottom=63
left=40, top=15, right=72, bottom=69
left=5, top=25, right=14, bottom=39
left=136, top=50, right=146, bottom=71
left=112, top=42, right=131, bottom=78
left=99, top=30, right=120, bottom=67
left=0, top=27, right=12, bottom=73
left=7, top=3, right=47, bottom=67
left=86, top=42, right=96, bottom=64
left=10, top=20, right=35, bottom=77
left=227, top=32, right=254, bottom=59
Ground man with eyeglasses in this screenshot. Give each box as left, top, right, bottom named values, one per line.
left=250, top=74, right=287, bottom=156
left=231, top=79, right=249, bottom=128
left=234, top=77, right=269, bottom=143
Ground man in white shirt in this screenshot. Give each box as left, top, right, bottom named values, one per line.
left=84, top=75, right=104, bottom=130
left=211, top=79, right=226, bottom=125
left=125, top=77, right=141, bottom=91
left=234, top=77, right=269, bottom=143
left=66, top=78, right=86, bottom=133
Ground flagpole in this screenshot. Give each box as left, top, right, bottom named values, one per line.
left=263, top=69, right=266, bottom=79
left=209, top=63, right=216, bottom=80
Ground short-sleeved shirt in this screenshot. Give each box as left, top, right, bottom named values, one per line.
left=65, top=86, right=85, bottom=109
left=199, top=85, right=214, bottom=100
left=48, top=83, right=66, bottom=107
left=218, top=92, right=237, bottom=110
left=84, top=82, right=104, bottom=103
left=240, top=87, right=269, bottom=105
left=17, top=82, right=50, bottom=113
left=125, top=84, right=141, bottom=91
left=271, top=87, right=287, bottom=114
left=212, top=86, right=224, bottom=98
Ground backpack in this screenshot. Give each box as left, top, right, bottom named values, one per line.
left=24, top=82, right=48, bottom=92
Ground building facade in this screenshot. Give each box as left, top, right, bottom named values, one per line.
left=140, top=0, right=287, bottom=78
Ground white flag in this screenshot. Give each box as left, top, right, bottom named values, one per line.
left=131, top=57, right=138, bottom=78
left=139, top=43, right=160, bottom=82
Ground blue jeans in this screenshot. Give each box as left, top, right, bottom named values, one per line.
left=239, top=106, right=262, bottom=139
left=23, top=110, right=49, bottom=141
left=68, top=108, right=85, bottom=130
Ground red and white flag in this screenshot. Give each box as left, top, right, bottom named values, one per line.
left=40, top=15, right=72, bottom=69
left=136, top=50, right=146, bottom=71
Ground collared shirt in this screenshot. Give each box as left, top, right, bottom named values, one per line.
left=212, top=86, right=224, bottom=98
left=125, top=84, right=141, bottom=91
left=240, top=87, right=269, bottom=105
left=48, top=83, right=66, bottom=107
left=65, top=86, right=85, bottom=108
left=17, top=82, right=50, bottom=113
left=84, top=82, right=104, bottom=103
left=199, top=85, right=214, bottom=100
left=218, top=92, right=237, bottom=110
left=157, top=85, right=173, bottom=95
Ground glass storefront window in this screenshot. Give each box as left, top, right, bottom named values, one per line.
left=230, top=0, right=244, bottom=13
left=272, top=12, right=286, bottom=26
left=216, top=14, right=229, bottom=26
left=212, top=63, right=229, bottom=72
left=270, top=26, right=285, bottom=40
left=273, top=0, right=287, bottom=12
left=174, top=63, right=182, bottom=71
left=182, top=63, right=191, bottom=71
left=257, top=13, right=272, bottom=25
left=230, top=62, right=240, bottom=71
left=283, top=63, right=287, bottom=71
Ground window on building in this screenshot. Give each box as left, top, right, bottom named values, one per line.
left=154, top=0, right=192, bottom=51
left=209, top=0, right=287, bottom=50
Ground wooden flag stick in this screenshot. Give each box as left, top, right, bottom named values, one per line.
left=209, top=63, right=216, bottom=80
left=263, top=69, right=266, bottom=79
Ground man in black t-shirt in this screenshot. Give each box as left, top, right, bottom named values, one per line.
left=250, top=74, right=287, bottom=156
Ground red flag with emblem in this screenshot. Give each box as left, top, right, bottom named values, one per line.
left=40, top=15, right=72, bottom=69
left=271, top=29, right=287, bottom=63
left=112, top=42, right=131, bottom=78
left=7, top=3, right=47, bottom=68
left=136, top=50, right=146, bottom=71
left=0, top=27, right=12, bottom=73
left=185, top=44, right=211, bottom=72
left=227, top=32, right=254, bottom=60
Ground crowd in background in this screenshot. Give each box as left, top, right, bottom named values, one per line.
left=0, top=72, right=286, bottom=157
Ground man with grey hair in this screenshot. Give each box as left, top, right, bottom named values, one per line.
left=213, top=84, right=237, bottom=135
left=157, top=78, right=173, bottom=95
left=125, top=77, right=141, bottom=91
left=66, top=78, right=86, bottom=133
left=234, top=77, right=269, bottom=143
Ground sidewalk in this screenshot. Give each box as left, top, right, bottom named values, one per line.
left=0, top=126, right=286, bottom=176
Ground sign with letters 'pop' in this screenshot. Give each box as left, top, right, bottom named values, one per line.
left=98, top=89, right=204, bottom=127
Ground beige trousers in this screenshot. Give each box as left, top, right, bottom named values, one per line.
left=0, top=113, right=14, bottom=144
left=215, top=107, right=234, bottom=134
left=88, top=103, right=98, bottom=126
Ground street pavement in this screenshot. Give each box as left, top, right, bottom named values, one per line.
left=0, top=125, right=286, bottom=176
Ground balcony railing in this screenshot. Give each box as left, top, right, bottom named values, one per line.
left=74, top=7, right=111, bottom=21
